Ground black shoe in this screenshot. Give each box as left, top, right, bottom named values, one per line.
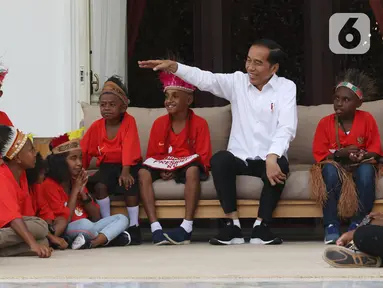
left=250, top=223, right=283, bottom=245
left=209, top=219, right=245, bottom=245
left=323, top=246, right=382, bottom=268
left=108, top=231, right=132, bottom=247
left=127, top=225, right=142, bottom=245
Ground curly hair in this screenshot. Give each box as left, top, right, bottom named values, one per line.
left=336, top=69, right=377, bottom=101
left=26, top=152, right=47, bottom=185
left=45, top=152, right=71, bottom=184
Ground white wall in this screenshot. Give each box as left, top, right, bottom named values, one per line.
left=0, top=0, right=73, bottom=137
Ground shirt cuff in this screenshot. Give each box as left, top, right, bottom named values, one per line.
left=174, top=63, right=188, bottom=77
left=267, top=146, right=284, bottom=159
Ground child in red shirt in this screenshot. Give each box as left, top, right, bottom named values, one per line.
left=139, top=72, right=212, bottom=245
left=26, top=152, right=68, bottom=250
left=0, top=126, right=52, bottom=258
left=42, top=129, right=132, bottom=249
left=311, top=69, right=382, bottom=245
left=81, top=76, right=142, bottom=244
left=0, top=64, right=13, bottom=126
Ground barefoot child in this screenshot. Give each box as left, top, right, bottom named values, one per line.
left=139, top=72, right=212, bottom=245
left=0, top=64, right=13, bottom=126
left=81, top=76, right=142, bottom=244
left=310, top=69, right=382, bottom=245
left=26, top=152, right=68, bottom=250
left=42, top=129, right=132, bottom=249
left=0, top=126, right=52, bottom=258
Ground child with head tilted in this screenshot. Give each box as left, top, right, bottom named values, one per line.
left=0, top=126, right=52, bottom=258
left=40, top=129, right=132, bottom=250
left=139, top=72, right=212, bottom=245
left=0, top=64, right=13, bottom=126
left=26, top=152, right=69, bottom=250
left=81, top=76, right=142, bottom=244
left=311, top=69, right=382, bottom=245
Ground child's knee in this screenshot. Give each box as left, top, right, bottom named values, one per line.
left=138, top=169, right=152, bottom=184
left=185, top=166, right=200, bottom=182
left=94, top=183, right=108, bottom=199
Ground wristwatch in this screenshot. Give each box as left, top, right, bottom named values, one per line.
left=48, top=224, right=56, bottom=235
left=82, top=194, right=93, bottom=205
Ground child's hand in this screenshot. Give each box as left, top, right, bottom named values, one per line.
left=160, top=171, right=174, bottom=181
left=73, top=169, right=88, bottom=193
left=119, top=168, right=134, bottom=190
left=349, top=150, right=366, bottom=163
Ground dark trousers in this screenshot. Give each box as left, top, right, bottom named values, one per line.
left=354, top=225, right=383, bottom=259
left=210, top=150, right=289, bottom=223
left=322, top=163, right=376, bottom=227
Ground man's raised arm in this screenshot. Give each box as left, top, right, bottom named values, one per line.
left=138, top=60, right=235, bottom=102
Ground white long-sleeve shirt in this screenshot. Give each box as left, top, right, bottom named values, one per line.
left=174, top=63, right=298, bottom=162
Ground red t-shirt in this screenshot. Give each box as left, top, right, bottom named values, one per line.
left=0, top=111, right=13, bottom=126
left=146, top=110, right=212, bottom=171
left=40, top=177, right=99, bottom=223
left=81, top=112, right=142, bottom=169
left=29, top=184, right=55, bottom=221
left=0, top=165, right=34, bottom=228
left=313, top=110, right=382, bottom=162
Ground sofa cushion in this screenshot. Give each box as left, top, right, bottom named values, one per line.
left=80, top=102, right=232, bottom=158
left=132, top=164, right=383, bottom=201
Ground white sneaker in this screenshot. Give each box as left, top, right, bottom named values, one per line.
left=71, top=233, right=86, bottom=250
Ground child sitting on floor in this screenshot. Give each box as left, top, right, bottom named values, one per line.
left=41, top=129, right=132, bottom=250
left=26, top=152, right=68, bottom=250
left=81, top=76, right=142, bottom=244
left=0, top=64, right=13, bottom=126
left=310, top=69, right=382, bottom=245
left=0, top=126, right=52, bottom=258
left=139, top=71, right=212, bottom=245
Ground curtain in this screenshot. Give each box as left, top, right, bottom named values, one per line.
left=128, top=0, right=146, bottom=59
left=370, top=0, right=383, bottom=35
left=91, top=0, right=127, bottom=87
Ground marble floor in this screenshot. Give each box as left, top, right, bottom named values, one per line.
left=1, top=280, right=383, bottom=288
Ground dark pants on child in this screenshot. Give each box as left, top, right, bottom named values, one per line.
left=354, top=225, right=383, bottom=260
left=322, top=163, right=375, bottom=227
left=88, top=163, right=141, bottom=197
left=210, top=150, right=289, bottom=223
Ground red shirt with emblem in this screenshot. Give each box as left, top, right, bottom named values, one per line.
left=0, top=165, right=35, bottom=228
left=313, top=110, right=382, bottom=162
left=146, top=110, right=212, bottom=172
left=81, top=112, right=142, bottom=169
left=29, top=184, right=55, bottom=221
left=0, top=111, right=13, bottom=126
left=40, top=177, right=99, bottom=223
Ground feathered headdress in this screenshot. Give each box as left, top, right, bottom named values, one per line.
left=1, top=127, right=29, bottom=160
left=159, top=72, right=196, bottom=93
left=335, top=69, right=377, bottom=101
left=50, top=127, right=84, bottom=155
left=0, top=63, right=8, bottom=85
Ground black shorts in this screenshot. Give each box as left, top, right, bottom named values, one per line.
left=88, top=163, right=141, bottom=196
left=141, top=162, right=209, bottom=184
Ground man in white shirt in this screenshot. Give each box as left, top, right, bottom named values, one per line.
left=138, top=39, right=297, bottom=245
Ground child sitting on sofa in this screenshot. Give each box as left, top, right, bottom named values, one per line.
left=139, top=72, right=212, bottom=245
left=0, top=125, right=52, bottom=258
left=310, top=69, right=382, bottom=245
left=26, top=152, right=69, bottom=250
left=0, top=64, right=13, bottom=126
left=41, top=129, right=131, bottom=250
left=81, top=76, right=142, bottom=244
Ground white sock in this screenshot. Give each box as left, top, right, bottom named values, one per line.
left=127, top=206, right=139, bottom=227
left=233, top=219, right=241, bottom=228
left=96, top=197, right=110, bottom=218
left=253, top=219, right=262, bottom=227
left=180, top=219, right=193, bottom=233
left=150, top=221, right=162, bottom=233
